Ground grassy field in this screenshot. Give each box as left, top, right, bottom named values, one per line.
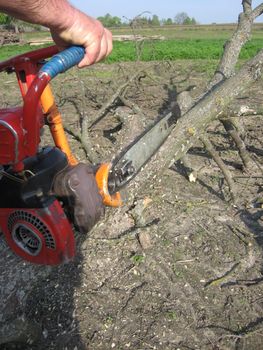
left=106, top=38, right=262, bottom=62
left=0, top=24, right=262, bottom=62
left=110, top=23, right=263, bottom=40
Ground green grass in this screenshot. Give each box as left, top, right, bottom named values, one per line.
left=111, top=23, right=263, bottom=40
left=0, top=39, right=261, bottom=63
left=106, top=38, right=262, bottom=62
left=0, top=23, right=262, bottom=63
left=0, top=43, right=50, bottom=61
left=131, top=254, right=145, bottom=265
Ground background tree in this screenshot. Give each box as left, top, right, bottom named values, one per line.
left=174, top=12, right=189, bottom=24
left=174, top=12, right=197, bottom=25
left=161, top=17, right=173, bottom=25
left=150, top=14, right=160, bottom=26
left=97, top=13, right=122, bottom=27
left=183, top=16, right=197, bottom=25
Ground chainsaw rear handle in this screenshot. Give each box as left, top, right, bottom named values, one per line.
left=0, top=45, right=85, bottom=75
left=39, top=46, right=85, bottom=78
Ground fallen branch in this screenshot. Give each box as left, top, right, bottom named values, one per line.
left=56, top=92, right=97, bottom=162
left=132, top=49, right=263, bottom=197
left=199, top=134, right=237, bottom=202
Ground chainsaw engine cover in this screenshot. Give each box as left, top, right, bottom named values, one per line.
left=0, top=147, right=75, bottom=265
left=53, top=163, right=105, bottom=233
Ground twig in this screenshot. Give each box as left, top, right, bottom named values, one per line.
left=233, top=175, right=263, bottom=179
left=175, top=259, right=196, bottom=264
left=119, top=95, right=146, bottom=118
left=64, top=124, right=95, bottom=163
left=204, top=262, right=240, bottom=287
left=199, top=134, right=237, bottom=203
left=220, top=118, right=253, bottom=168
left=88, top=70, right=146, bottom=129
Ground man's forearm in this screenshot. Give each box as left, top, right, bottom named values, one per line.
left=0, top=0, right=113, bottom=67
left=0, top=0, right=75, bottom=31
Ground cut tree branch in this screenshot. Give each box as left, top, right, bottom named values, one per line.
left=131, top=49, right=263, bottom=195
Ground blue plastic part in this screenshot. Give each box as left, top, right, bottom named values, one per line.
left=39, top=46, right=85, bottom=79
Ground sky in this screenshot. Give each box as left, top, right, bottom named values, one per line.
left=71, top=0, right=263, bottom=24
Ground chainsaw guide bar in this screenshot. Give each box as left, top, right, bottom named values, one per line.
left=108, top=111, right=177, bottom=194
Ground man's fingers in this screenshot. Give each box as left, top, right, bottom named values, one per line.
left=95, top=32, right=108, bottom=63
left=78, top=29, right=113, bottom=68
left=94, top=29, right=113, bottom=63
left=105, top=29, right=113, bottom=57
left=78, top=37, right=101, bottom=67
left=50, top=13, right=113, bottom=68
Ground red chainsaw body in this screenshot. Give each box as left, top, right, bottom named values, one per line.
left=0, top=46, right=105, bottom=265
left=0, top=107, right=25, bottom=165
left=0, top=106, right=44, bottom=168
left=0, top=46, right=76, bottom=265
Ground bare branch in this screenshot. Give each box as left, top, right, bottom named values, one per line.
left=252, top=2, right=263, bottom=19
left=209, top=2, right=256, bottom=87
left=64, top=122, right=96, bottom=163
left=242, top=0, right=252, bottom=14
left=119, top=95, right=146, bottom=118
left=199, top=134, right=237, bottom=202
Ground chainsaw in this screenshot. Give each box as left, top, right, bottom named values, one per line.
left=0, top=45, right=176, bottom=265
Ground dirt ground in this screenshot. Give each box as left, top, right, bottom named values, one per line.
left=0, top=59, right=263, bottom=350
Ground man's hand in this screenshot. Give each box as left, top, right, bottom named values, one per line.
left=0, top=0, right=113, bottom=67
left=50, top=11, right=112, bottom=68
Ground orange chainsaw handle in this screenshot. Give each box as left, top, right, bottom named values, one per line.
left=95, top=163, right=122, bottom=207
left=40, top=84, right=78, bottom=166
